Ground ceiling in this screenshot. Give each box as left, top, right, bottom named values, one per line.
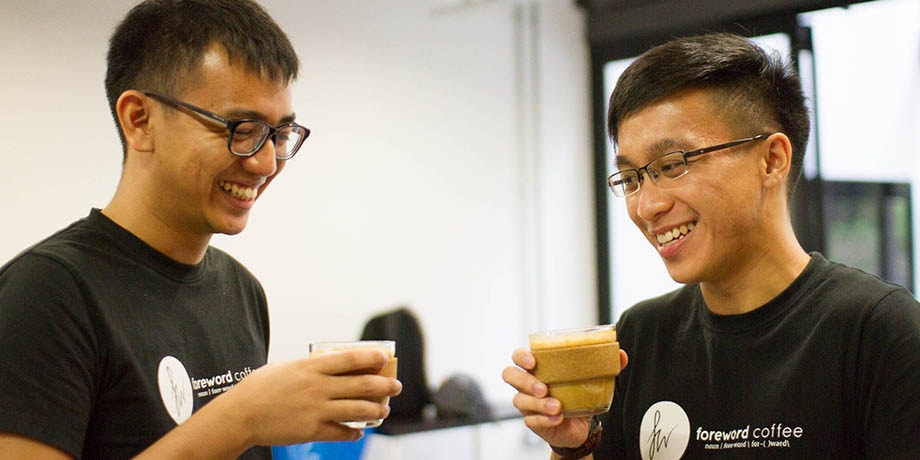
left=575, top=0, right=876, bottom=46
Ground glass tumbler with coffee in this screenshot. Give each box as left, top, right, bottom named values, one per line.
left=528, top=324, right=620, bottom=417
left=309, top=340, right=398, bottom=428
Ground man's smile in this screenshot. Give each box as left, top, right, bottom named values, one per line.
left=219, top=180, right=258, bottom=201
left=655, top=222, right=696, bottom=246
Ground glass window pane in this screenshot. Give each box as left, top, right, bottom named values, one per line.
left=801, top=0, right=919, bottom=292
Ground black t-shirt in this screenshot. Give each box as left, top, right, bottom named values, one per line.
left=0, top=209, right=271, bottom=459
left=598, top=253, right=920, bottom=459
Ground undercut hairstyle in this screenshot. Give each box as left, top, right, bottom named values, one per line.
left=105, top=0, right=300, bottom=155
left=607, top=33, right=810, bottom=199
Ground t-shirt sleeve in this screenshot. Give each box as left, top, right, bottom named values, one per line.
left=858, top=288, right=920, bottom=459
left=0, top=253, right=98, bottom=457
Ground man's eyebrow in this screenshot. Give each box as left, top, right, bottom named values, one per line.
left=614, top=155, right=636, bottom=170
left=615, top=137, right=688, bottom=170
left=224, top=108, right=298, bottom=125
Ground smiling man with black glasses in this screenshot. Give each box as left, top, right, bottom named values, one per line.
left=142, top=91, right=310, bottom=161
left=504, top=33, right=920, bottom=459
left=0, top=1, right=400, bottom=459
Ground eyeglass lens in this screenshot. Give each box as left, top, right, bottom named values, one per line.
left=609, top=152, right=689, bottom=197
left=230, top=121, right=307, bottom=159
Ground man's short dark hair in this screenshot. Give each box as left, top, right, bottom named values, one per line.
left=105, top=0, right=300, bottom=154
left=607, top=33, right=810, bottom=199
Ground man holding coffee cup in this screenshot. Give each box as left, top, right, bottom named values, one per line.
left=0, top=1, right=401, bottom=458
left=503, top=33, right=920, bottom=459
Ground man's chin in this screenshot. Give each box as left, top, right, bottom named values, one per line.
left=662, top=260, right=694, bottom=285
left=213, top=215, right=250, bottom=236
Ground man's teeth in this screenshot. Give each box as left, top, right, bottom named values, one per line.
left=656, top=222, right=695, bottom=245
left=219, top=181, right=258, bottom=201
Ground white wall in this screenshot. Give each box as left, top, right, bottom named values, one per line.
left=0, top=0, right=595, bottom=418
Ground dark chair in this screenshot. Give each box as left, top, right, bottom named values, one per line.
left=360, top=307, right=432, bottom=419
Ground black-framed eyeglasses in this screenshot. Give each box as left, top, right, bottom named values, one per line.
left=607, top=133, right=772, bottom=198
left=143, top=91, right=310, bottom=160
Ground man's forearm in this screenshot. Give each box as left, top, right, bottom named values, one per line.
left=133, top=394, right=250, bottom=460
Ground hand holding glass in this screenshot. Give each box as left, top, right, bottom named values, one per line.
left=309, top=340, right=398, bottom=429
left=529, top=324, right=620, bottom=417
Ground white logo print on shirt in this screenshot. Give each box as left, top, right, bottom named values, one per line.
left=640, top=400, right=806, bottom=456
left=157, top=355, right=194, bottom=424
left=639, top=401, right=691, bottom=460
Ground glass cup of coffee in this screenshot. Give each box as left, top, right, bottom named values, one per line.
left=528, top=324, right=620, bottom=417
left=309, top=340, right=398, bottom=428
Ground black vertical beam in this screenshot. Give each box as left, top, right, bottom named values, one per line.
left=592, top=47, right=612, bottom=326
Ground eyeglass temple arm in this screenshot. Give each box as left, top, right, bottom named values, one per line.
left=683, top=133, right=770, bottom=160
left=143, top=91, right=232, bottom=126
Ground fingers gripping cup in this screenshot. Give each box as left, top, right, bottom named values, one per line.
left=309, top=340, right=398, bottom=429
left=529, top=324, right=620, bottom=417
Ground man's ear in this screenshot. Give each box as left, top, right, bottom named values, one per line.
left=116, top=90, right=154, bottom=153
left=762, top=133, right=793, bottom=189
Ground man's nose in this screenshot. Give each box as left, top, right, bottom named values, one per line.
left=242, top=139, right=279, bottom=177
left=634, top=174, right=671, bottom=222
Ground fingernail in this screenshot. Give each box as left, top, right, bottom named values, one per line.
left=523, top=355, right=536, bottom=368
left=532, top=382, right=547, bottom=397
left=546, top=399, right=561, bottom=414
